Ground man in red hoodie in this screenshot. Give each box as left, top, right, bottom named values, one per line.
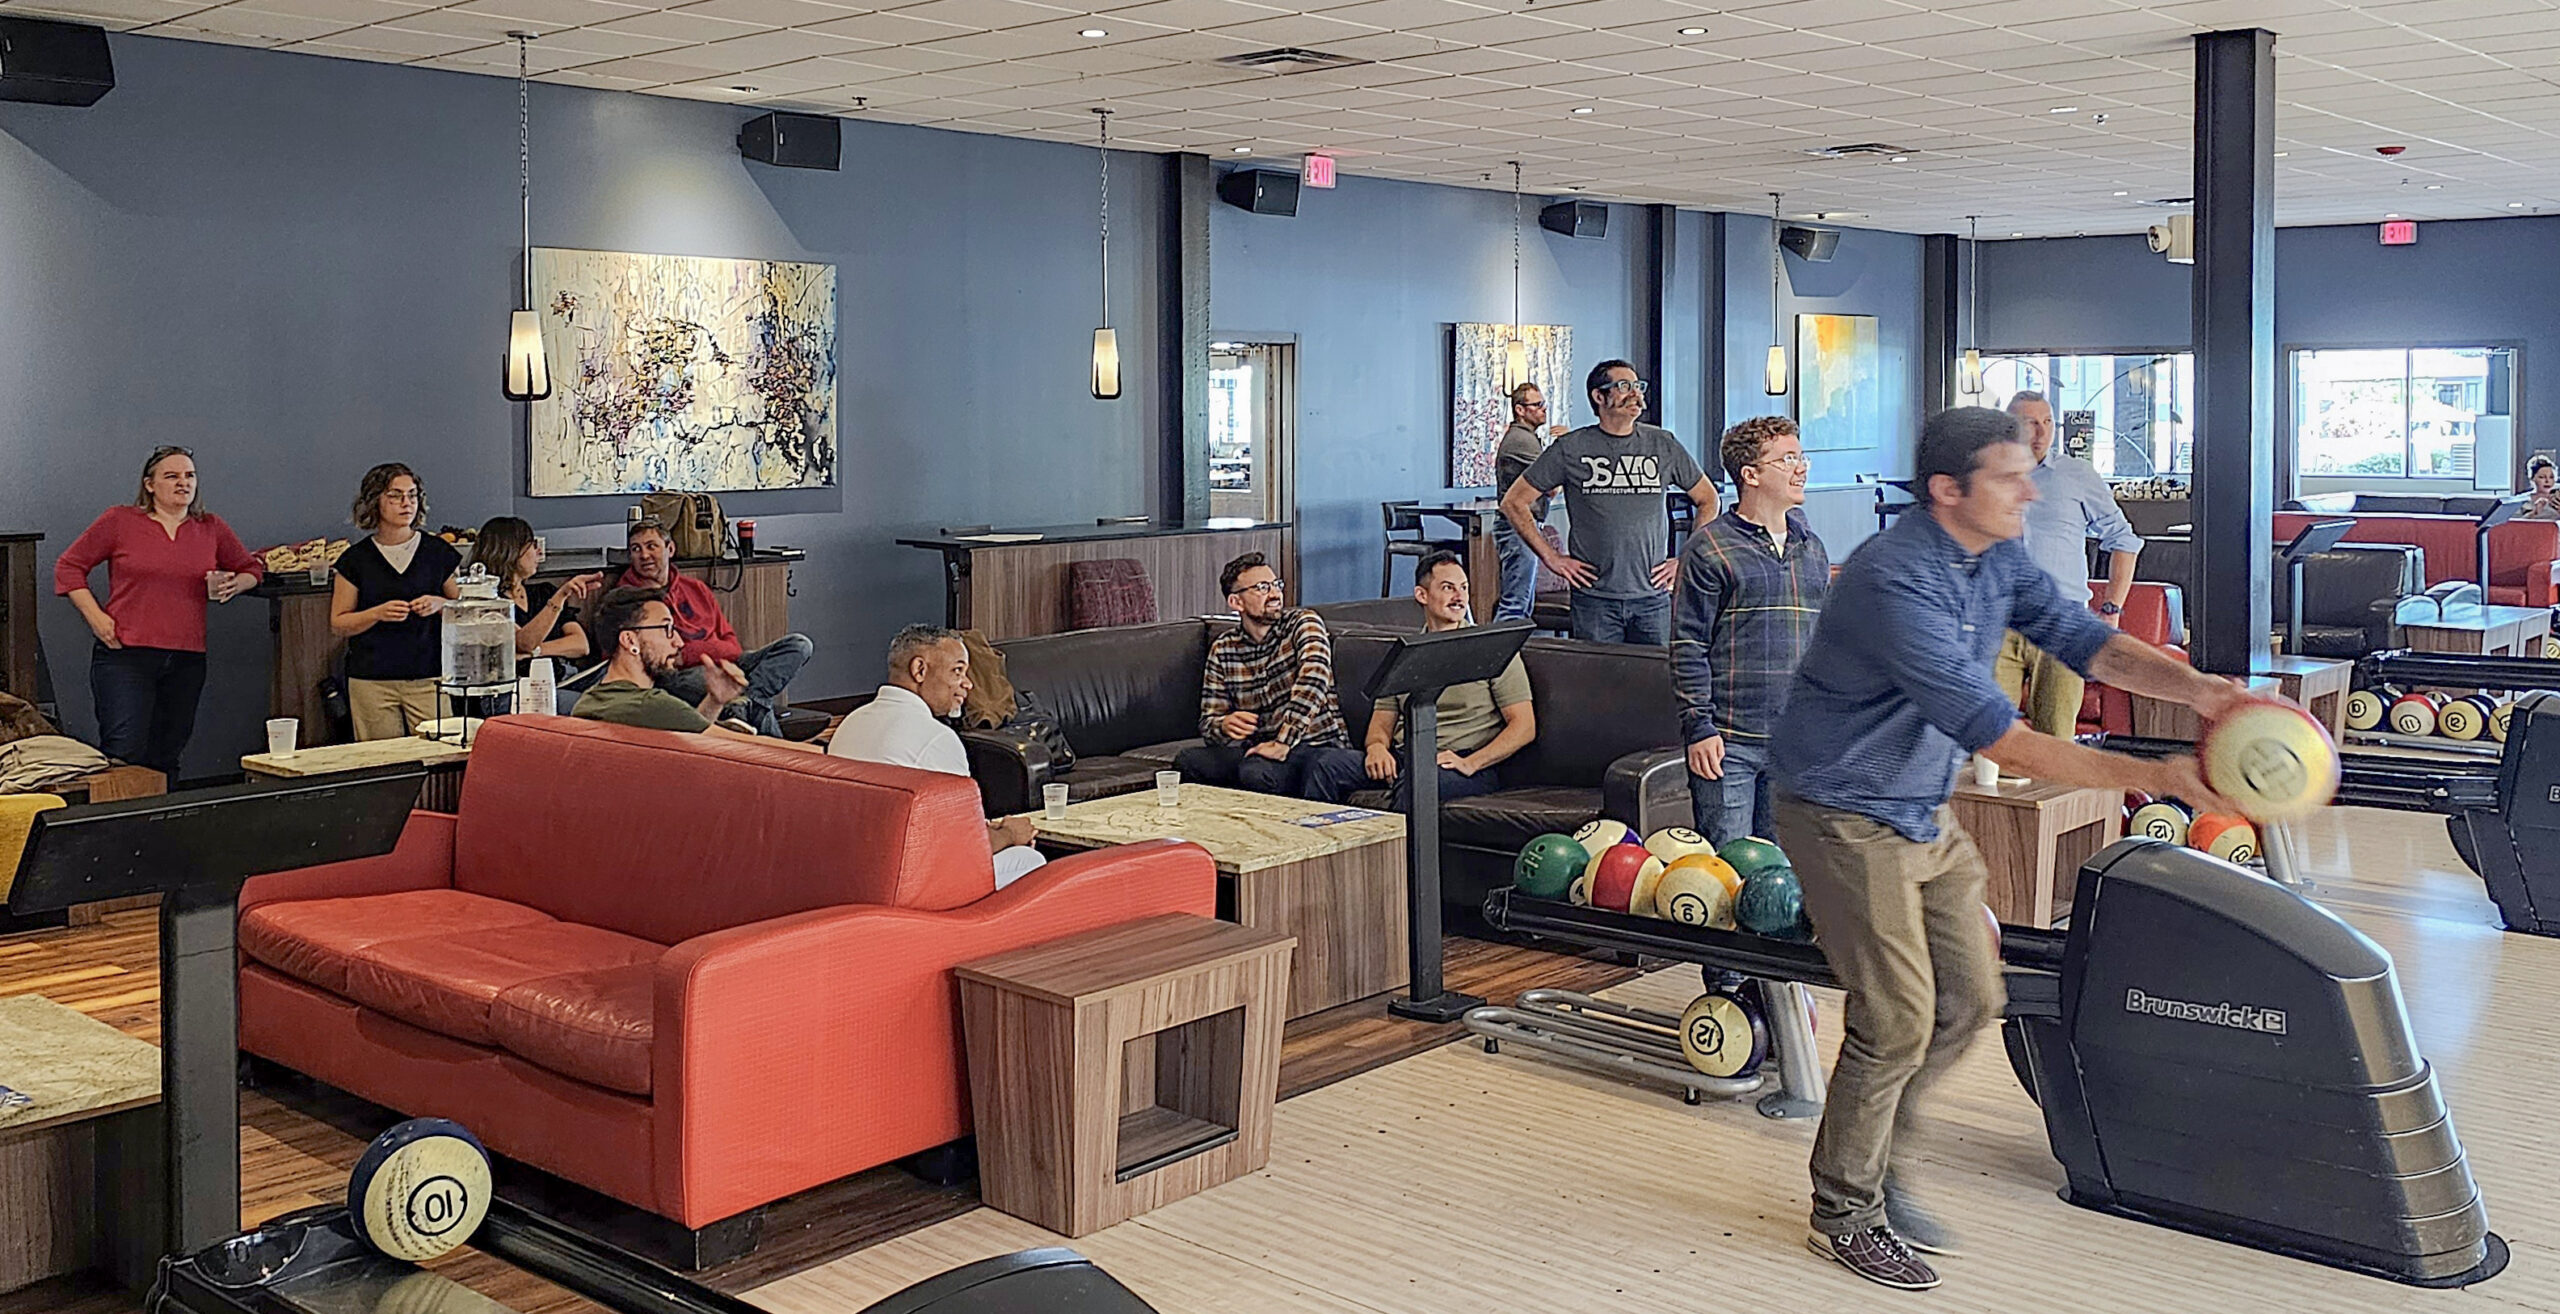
left=613, top=519, right=813, bottom=737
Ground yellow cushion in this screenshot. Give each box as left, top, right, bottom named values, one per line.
left=0, top=793, right=67, bottom=905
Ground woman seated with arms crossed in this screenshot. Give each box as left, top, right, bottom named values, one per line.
left=467, top=517, right=603, bottom=674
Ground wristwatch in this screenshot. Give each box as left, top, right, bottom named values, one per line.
left=2097, top=601, right=2123, bottom=616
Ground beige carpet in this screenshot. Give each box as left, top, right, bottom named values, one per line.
left=745, top=807, right=2560, bottom=1312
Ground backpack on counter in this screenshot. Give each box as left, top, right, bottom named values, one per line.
left=639, top=492, right=727, bottom=560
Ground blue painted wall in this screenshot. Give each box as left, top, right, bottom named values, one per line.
left=0, top=34, right=1167, bottom=776
left=1977, top=218, right=2560, bottom=490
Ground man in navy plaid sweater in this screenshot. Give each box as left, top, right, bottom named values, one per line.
left=1672, top=416, right=1829, bottom=844
left=1172, top=553, right=1368, bottom=804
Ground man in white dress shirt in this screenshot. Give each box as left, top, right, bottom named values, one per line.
left=829, top=624, right=1045, bottom=887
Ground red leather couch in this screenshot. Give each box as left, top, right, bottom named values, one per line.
left=2077, top=580, right=2186, bottom=736
left=2274, top=511, right=2560, bottom=608
left=236, top=717, right=1215, bottom=1233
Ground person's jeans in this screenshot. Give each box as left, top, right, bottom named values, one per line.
left=1687, top=735, right=1773, bottom=845
left=1492, top=519, right=1542, bottom=622
left=1386, top=751, right=1502, bottom=813
left=1568, top=590, right=1671, bottom=645
left=660, top=633, right=813, bottom=737
left=1772, top=793, right=2006, bottom=1239
left=1173, top=741, right=1368, bottom=804
left=89, top=643, right=206, bottom=779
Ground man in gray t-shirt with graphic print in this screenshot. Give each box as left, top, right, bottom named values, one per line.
left=1502, top=358, right=1721, bottom=645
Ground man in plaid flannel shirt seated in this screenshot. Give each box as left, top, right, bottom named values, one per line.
left=1172, top=552, right=1369, bottom=804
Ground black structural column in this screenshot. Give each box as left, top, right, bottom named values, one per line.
left=1640, top=203, right=1672, bottom=427
left=1702, top=211, right=1727, bottom=444
left=1160, top=152, right=1213, bottom=523
left=2188, top=29, right=2276, bottom=676
left=1921, top=233, right=1959, bottom=414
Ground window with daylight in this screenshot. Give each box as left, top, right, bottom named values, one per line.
left=1977, top=352, right=2194, bottom=477
left=2292, top=347, right=2508, bottom=480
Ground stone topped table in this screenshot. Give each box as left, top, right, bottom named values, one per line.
left=1026, top=785, right=1407, bottom=1018
left=244, top=734, right=472, bottom=811
left=0, top=994, right=162, bottom=1292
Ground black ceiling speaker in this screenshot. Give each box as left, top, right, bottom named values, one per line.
left=1779, top=225, right=1840, bottom=261
left=737, top=112, right=839, bottom=170
left=1539, top=200, right=1607, bottom=239
left=1217, top=168, right=1299, bottom=216
left=0, top=17, right=114, bottom=107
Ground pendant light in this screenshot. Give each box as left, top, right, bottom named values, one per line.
left=1764, top=192, right=1787, bottom=396
left=1505, top=161, right=1527, bottom=389
left=1090, top=107, right=1120, bottom=400
left=1960, top=215, right=1984, bottom=396
left=501, top=32, right=550, bottom=402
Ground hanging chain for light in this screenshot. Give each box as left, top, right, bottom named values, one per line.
left=1964, top=215, right=1984, bottom=395
left=1095, top=107, right=1111, bottom=325
left=516, top=33, right=533, bottom=306
left=1768, top=192, right=1783, bottom=335
left=1510, top=161, right=1522, bottom=330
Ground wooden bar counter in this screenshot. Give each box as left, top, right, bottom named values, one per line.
left=900, top=519, right=1287, bottom=641
left=252, top=546, right=802, bottom=748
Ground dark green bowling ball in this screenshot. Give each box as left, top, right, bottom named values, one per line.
left=1717, top=836, right=1790, bottom=882
left=1735, top=864, right=1811, bottom=941
left=1513, top=833, right=1590, bottom=900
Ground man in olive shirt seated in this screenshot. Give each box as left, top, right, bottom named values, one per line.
left=1362, top=551, right=1536, bottom=811
left=574, top=587, right=816, bottom=749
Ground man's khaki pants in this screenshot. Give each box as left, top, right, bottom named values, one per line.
left=1994, top=631, right=2084, bottom=738
left=1772, top=793, right=2007, bottom=1237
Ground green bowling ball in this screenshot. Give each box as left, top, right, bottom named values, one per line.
left=1717, top=836, right=1791, bottom=882
left=1513, top=833, right=1590, bottom=900
left=1735, top=864, right=1811, bottom=941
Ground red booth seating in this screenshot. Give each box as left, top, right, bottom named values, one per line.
left=236, top=717, right=1215, bottom=1233
left=2274, top=511, right=2560, bottom=608
left=2076, top=580, right=2187, bottom=736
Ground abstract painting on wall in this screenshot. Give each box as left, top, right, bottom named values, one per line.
left=528, top=247, right=837, bottom=496
left=1795, top=313, right=1884, bottom=452
left=1452, top=323, right=1574, bottom=487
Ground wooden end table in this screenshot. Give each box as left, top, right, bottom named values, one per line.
left=956, top=914, right=1293, bottom=1238
left=2128, top=674, right=2282, bottom=742
left=2254, top=655, right=2353, bottom=736
left=1951, top=778, right=2124, bottom=927
left=1025, top=784, right=1407, bottom=1018
left=0, top=995, right=162, bottom=1292
left=2402, top=603, right=2554, bottom=658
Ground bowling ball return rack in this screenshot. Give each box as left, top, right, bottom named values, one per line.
left=1480, top=839, right=2505, bottom=1288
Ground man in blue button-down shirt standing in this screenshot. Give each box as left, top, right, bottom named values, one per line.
left=1997, top=390, right=2145, bottom=736
left=1770, top=407, right=2240, bottom=1293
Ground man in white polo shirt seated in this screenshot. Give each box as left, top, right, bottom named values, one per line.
left=828, top=624, right=1045, bottom=888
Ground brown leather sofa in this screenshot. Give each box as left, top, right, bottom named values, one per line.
left=2137, top=535, right=2423, bottom=657
left=2286, top=491, right=2511, bottom=518
left=964, top=618, right=1690, bottom=916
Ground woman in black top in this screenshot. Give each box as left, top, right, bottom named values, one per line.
left=329, top=463, right=461, bottom=740
left=467, top=516, right=602, bottom=671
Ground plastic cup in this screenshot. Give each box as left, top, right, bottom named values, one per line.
left=1156, top=770, right=1182, bottom=808
left=1973, top=755, right=1999, bottom=788
left=1042, top=783, right=1070, bottom=820
left=206, top=570, right=223, bottom=600
left=308, top=559, right=331, bottom=586
left=265, top=717, right=299, bottom=760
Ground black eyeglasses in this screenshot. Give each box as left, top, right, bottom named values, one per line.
left=1595, top=378, right=1649, bottom=397
left=625, top=622, right=680, bottom=641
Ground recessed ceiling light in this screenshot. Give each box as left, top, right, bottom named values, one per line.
left=2386, top=213, right=2400, bottom=219
left=1231, top=145, right=1252, bottom=154
left=2273, top=151, right=2289, bottom=157
left=2048, top=105, right=2079, bottom=113
left=2009, top=231, right=2023, bottom=237
left=1888, top=155, right=1909, bottom=163
left=1079, top=27, right=1107, bottom=37
left=1571, top=105, right=1595, bottom=115
left=2511, top=201, right=2527, bottom=208
left=1677, top=26, right=1705, bottom=35
left=2112, top=190, right=2129, bottom=197
left=2425, top=183, right=2442, bottom=190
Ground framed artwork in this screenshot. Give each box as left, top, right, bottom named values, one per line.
left=528, top=247, right=838, bottom=496
left=1795, top=313, right=1884, bottom=452
left=1452, top=323, right=1574, bottom=488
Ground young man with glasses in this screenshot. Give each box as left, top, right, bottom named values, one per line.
left=1492, top=382, right=1564, bottom=620
left=613, top=519, right=814, bottom=738
left=1173, top=553, right=1367, bottom=803
left=1503, top=359, right=1720, bottom=644
left=1672, top=417, right=1828, bottom=844
left=572, top=586, right=815, bottom=749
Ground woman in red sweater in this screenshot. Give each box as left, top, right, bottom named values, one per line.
left=55, top=447, right=264, bottom=777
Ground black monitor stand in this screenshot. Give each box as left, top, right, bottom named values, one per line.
left=2475, top=494, right=2529, bottom=602
left=2280, top=517, right=2355, bottom=655
left=5, top=771, right=424, bottom=1283
left=1363, top=621, right=1534, bottom=1022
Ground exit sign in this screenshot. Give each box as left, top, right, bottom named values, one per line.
left=1303, top=154, right=1337, bottom=188
left=2380, top=220, right=2418, bottom=245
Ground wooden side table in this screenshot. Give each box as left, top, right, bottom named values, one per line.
left=2255, top=655, right=2353, bottom=736
left=1951, top=778, right=2123, bottom=927
left=0, top=995, right=162, bottom=1292
left=956, top=914, right=1294, bottom=1237
left=2128, top=674, right=2282, bottom=742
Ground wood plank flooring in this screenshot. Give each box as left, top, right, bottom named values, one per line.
left=0, top=906, right=1626, bottom=1312
left=746, top=806, right=2560, bottom=1314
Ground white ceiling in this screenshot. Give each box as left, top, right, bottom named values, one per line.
left=9, top=0, right=2560, bottom=236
